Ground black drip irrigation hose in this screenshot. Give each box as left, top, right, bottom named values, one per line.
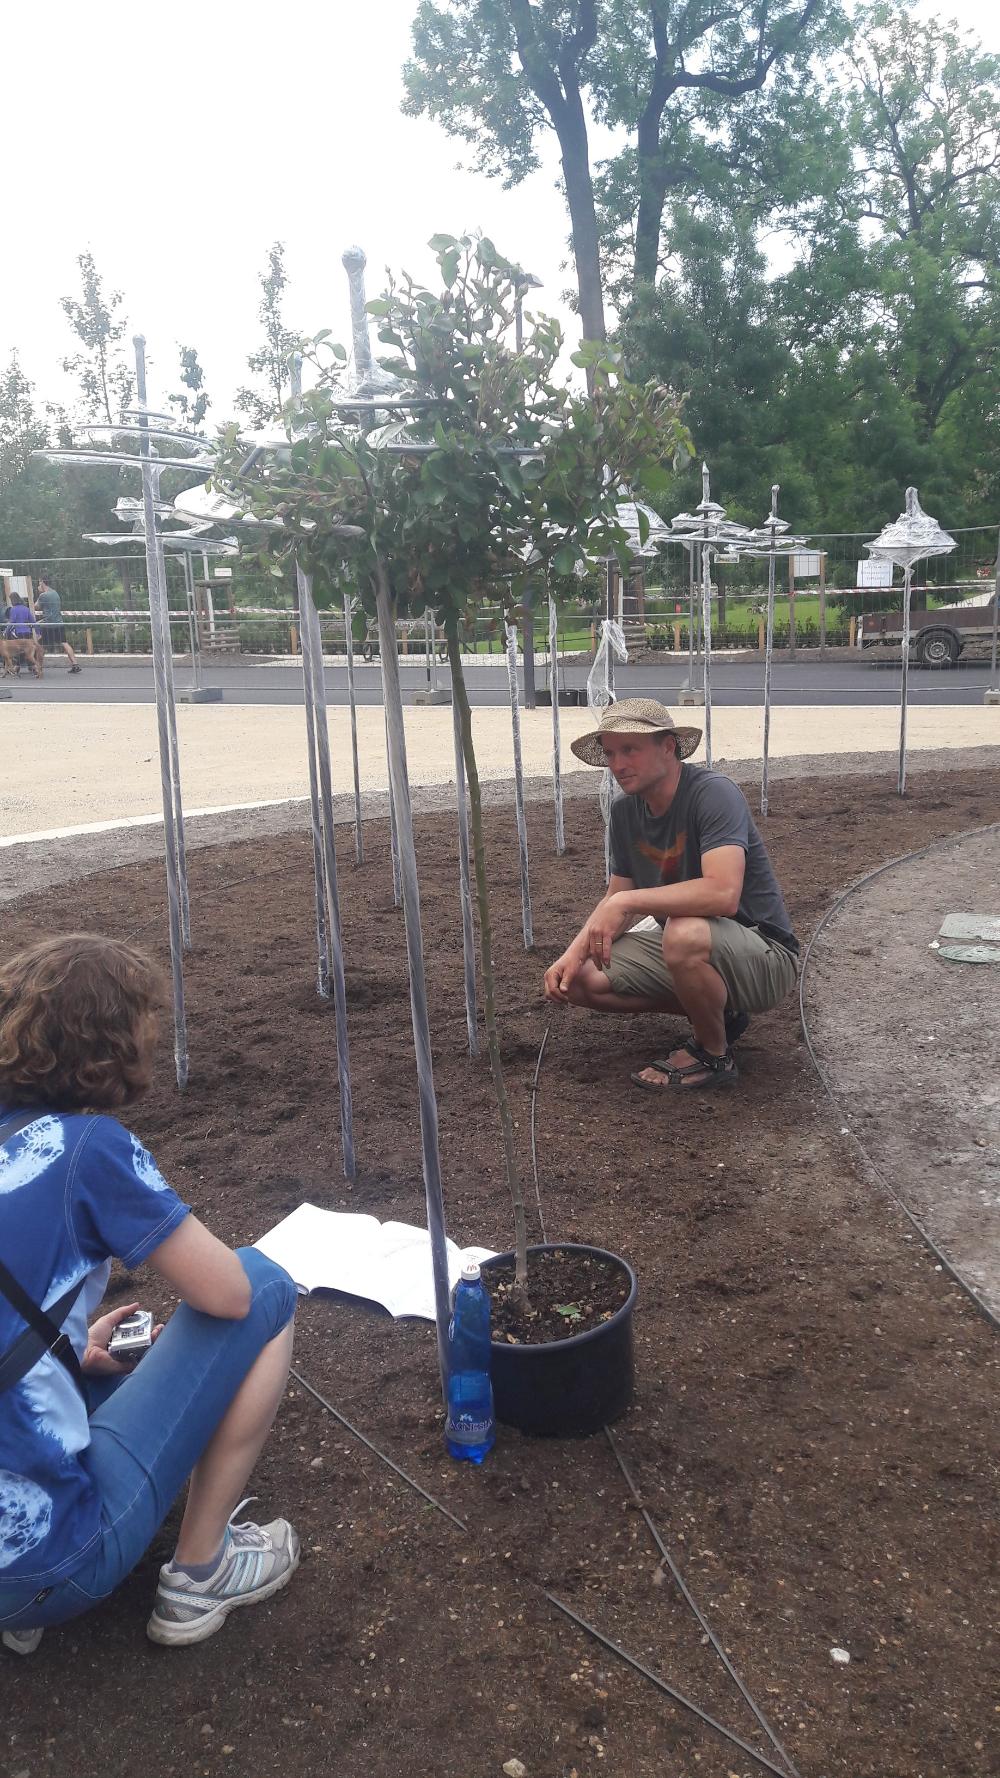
left=604, top=1426, right=802, bottom=1778
left=528, top=1026, right=802, bottom=1774
left=294, top=1348, right=805, bottom=1775
left=798, top=820, right=1000, bottom=1338
left=544, top=1594, right=795, bottom=1778
left=289, top=1366, right=467, bottom=1532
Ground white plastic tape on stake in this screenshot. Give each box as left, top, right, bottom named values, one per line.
left=133, top=336, right=188, bottom=1090
left=898, top=562, right=913, bottom=796
left=587, top=618, right=628, bottom=882
left=343, top=591, right=364, bottom=863
left=299, top=570, right=357, bottom=1181
left=384, top=705, right=402, bottom=908
left=761, top=547, right=777, bottom=819
left=701, top=544, right=714, bottom=768
left=548, top=595, right=565, bottom=855
left=375, top=565, right=452, bottom=1399
left=452, top=694, right=479, bottom=1056
left=505, top=622, right=534, bottom=949
left=148, top=464, right=191, bottom=951
left=297, top=569, right=331, bottom=997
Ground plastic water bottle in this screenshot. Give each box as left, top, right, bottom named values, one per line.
left=445, top=1259, right=495, bottom=1463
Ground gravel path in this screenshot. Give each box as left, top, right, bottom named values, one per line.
left=803, top=821, right=1000, bottom=1318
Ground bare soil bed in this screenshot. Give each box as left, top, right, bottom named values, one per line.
left=4, top=769, right=1000, bottom=1778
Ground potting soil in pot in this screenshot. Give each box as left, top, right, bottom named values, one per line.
left=486, top=1247, right=630, bottom=1343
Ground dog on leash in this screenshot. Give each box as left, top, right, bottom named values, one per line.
left=0, top=636, right=45, bottom=678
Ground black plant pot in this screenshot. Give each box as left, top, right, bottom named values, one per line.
left=482, top=1242, right=637, bottom=1437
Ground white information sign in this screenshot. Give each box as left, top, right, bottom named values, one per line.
left=856, top=558, right=894, bottom=588
left=791, top=552, right=824, bottom=579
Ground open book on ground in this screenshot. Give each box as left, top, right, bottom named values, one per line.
left=254, top=1202, right=496, bottom=1321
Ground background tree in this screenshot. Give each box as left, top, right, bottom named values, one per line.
left=60, top=249, right=134, bottom=423
left=169, top=346, right=211, bottom=428
left=621, top=3, right=1000, bottom=528
left=403, top=0, right=842, bottom=343
left=235, top=243, right=299, bottom=427
left=0, top=355, right=48, bottom=490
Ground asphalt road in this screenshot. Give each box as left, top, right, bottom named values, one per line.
left=3, top=652, right=996, bottom=707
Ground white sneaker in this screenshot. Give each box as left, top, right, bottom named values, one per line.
left=147, top=1511, right=299, bottom=1647
left=3, top=1626, right=44, bottom=1655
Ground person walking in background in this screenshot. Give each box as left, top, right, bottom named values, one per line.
left=36, top=575, right=82, bottom=673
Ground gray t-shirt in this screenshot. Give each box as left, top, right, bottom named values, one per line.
left=37, top=586, right=61, bottom=621
left=608, top=763, right=797, bottom=953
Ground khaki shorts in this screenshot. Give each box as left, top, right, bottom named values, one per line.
left=606, top=919, right=798, bottom=1015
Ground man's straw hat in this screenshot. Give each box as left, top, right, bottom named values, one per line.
left=570, top=697, right=703, bottom=768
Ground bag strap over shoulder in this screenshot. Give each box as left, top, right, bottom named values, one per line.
left=0, top=1108, right=87, bottom=1397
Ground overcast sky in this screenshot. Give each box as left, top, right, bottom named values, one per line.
left=5, top=0, right=995, bottom=420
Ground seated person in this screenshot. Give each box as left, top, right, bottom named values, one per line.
left=543, top=699, right=798, bottom=1090
left=0, top=934, right=298, bottom=1654
left=3, top=599, right=37, bottom=640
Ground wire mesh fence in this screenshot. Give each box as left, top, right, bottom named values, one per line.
left=2, top=528, right=996, bottom=660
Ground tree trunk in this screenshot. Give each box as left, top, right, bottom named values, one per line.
left=446, top=617, right=529, bottom=1290
left=558, top=99, right=607, bottom=346
left=633, top=150, right=668, bottom=291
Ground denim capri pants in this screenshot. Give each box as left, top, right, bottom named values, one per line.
left=0, top=1248, right=297, bottom=1632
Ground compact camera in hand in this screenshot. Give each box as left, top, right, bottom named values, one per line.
left=108, top=1310, right=154, bottom=1367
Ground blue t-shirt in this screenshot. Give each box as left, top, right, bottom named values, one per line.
left=0, top=1109, right=189, bottom=1583
left=6, top=603, right=36, bottom=637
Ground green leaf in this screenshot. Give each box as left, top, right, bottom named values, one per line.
left=554, top=1302, right=583, bottom=1320
left=553, top=544, right=577, bottom=577
left=428, top=233, right=458, bottom=253
left=498, top=459, right=523, bottom=497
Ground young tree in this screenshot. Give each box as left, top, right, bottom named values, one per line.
left=403, top=1, right=840, bottom=341
left=213, top=235, right=690, bottom=1290
left=60, top=250, right=134, bottom=424
left=235, top=243, right=300, bottom=428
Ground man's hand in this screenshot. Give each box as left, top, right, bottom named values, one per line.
left=543, top=947, right=583, bottom=1004
left=83, top=1302, right=163, bottom=1375
left=582, top=892, right=631, bottom=969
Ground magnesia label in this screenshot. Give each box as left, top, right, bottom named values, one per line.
left=446, top=1417, right=493, bottom=1442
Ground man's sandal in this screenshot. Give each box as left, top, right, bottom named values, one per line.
left=630, top=1040, right=739, bottom=1092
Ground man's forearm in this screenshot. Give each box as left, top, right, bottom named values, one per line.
left=618, top=878, right=740, bottom=922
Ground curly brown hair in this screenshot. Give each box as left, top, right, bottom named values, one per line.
left=0, top=934, right=167, bottom=1111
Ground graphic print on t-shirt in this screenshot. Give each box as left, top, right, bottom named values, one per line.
left=635, top=831, right=687, bottom=881
left=0, top=1110, right=189, bottom=1581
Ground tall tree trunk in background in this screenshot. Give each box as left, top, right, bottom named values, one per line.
left=509, top=0, right=606, bottom=346
left=558, top=93, right=607, bottom=344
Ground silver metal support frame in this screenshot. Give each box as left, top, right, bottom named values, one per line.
left=375, top=562, right=452, bottom=1399
left=505, top=622, right=534, bottom=948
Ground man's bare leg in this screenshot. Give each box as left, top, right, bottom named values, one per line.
left=632, top=917, right=730, bottom=1086
left=560, top=957, right=684, bottom=1017
left=560, top=927, right=733, bottom=1089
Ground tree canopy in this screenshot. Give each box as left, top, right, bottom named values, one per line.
left=406, top=0, right=1000, bottom=529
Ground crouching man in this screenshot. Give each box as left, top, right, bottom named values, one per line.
left=543, top=699, right=798, bottom=1091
